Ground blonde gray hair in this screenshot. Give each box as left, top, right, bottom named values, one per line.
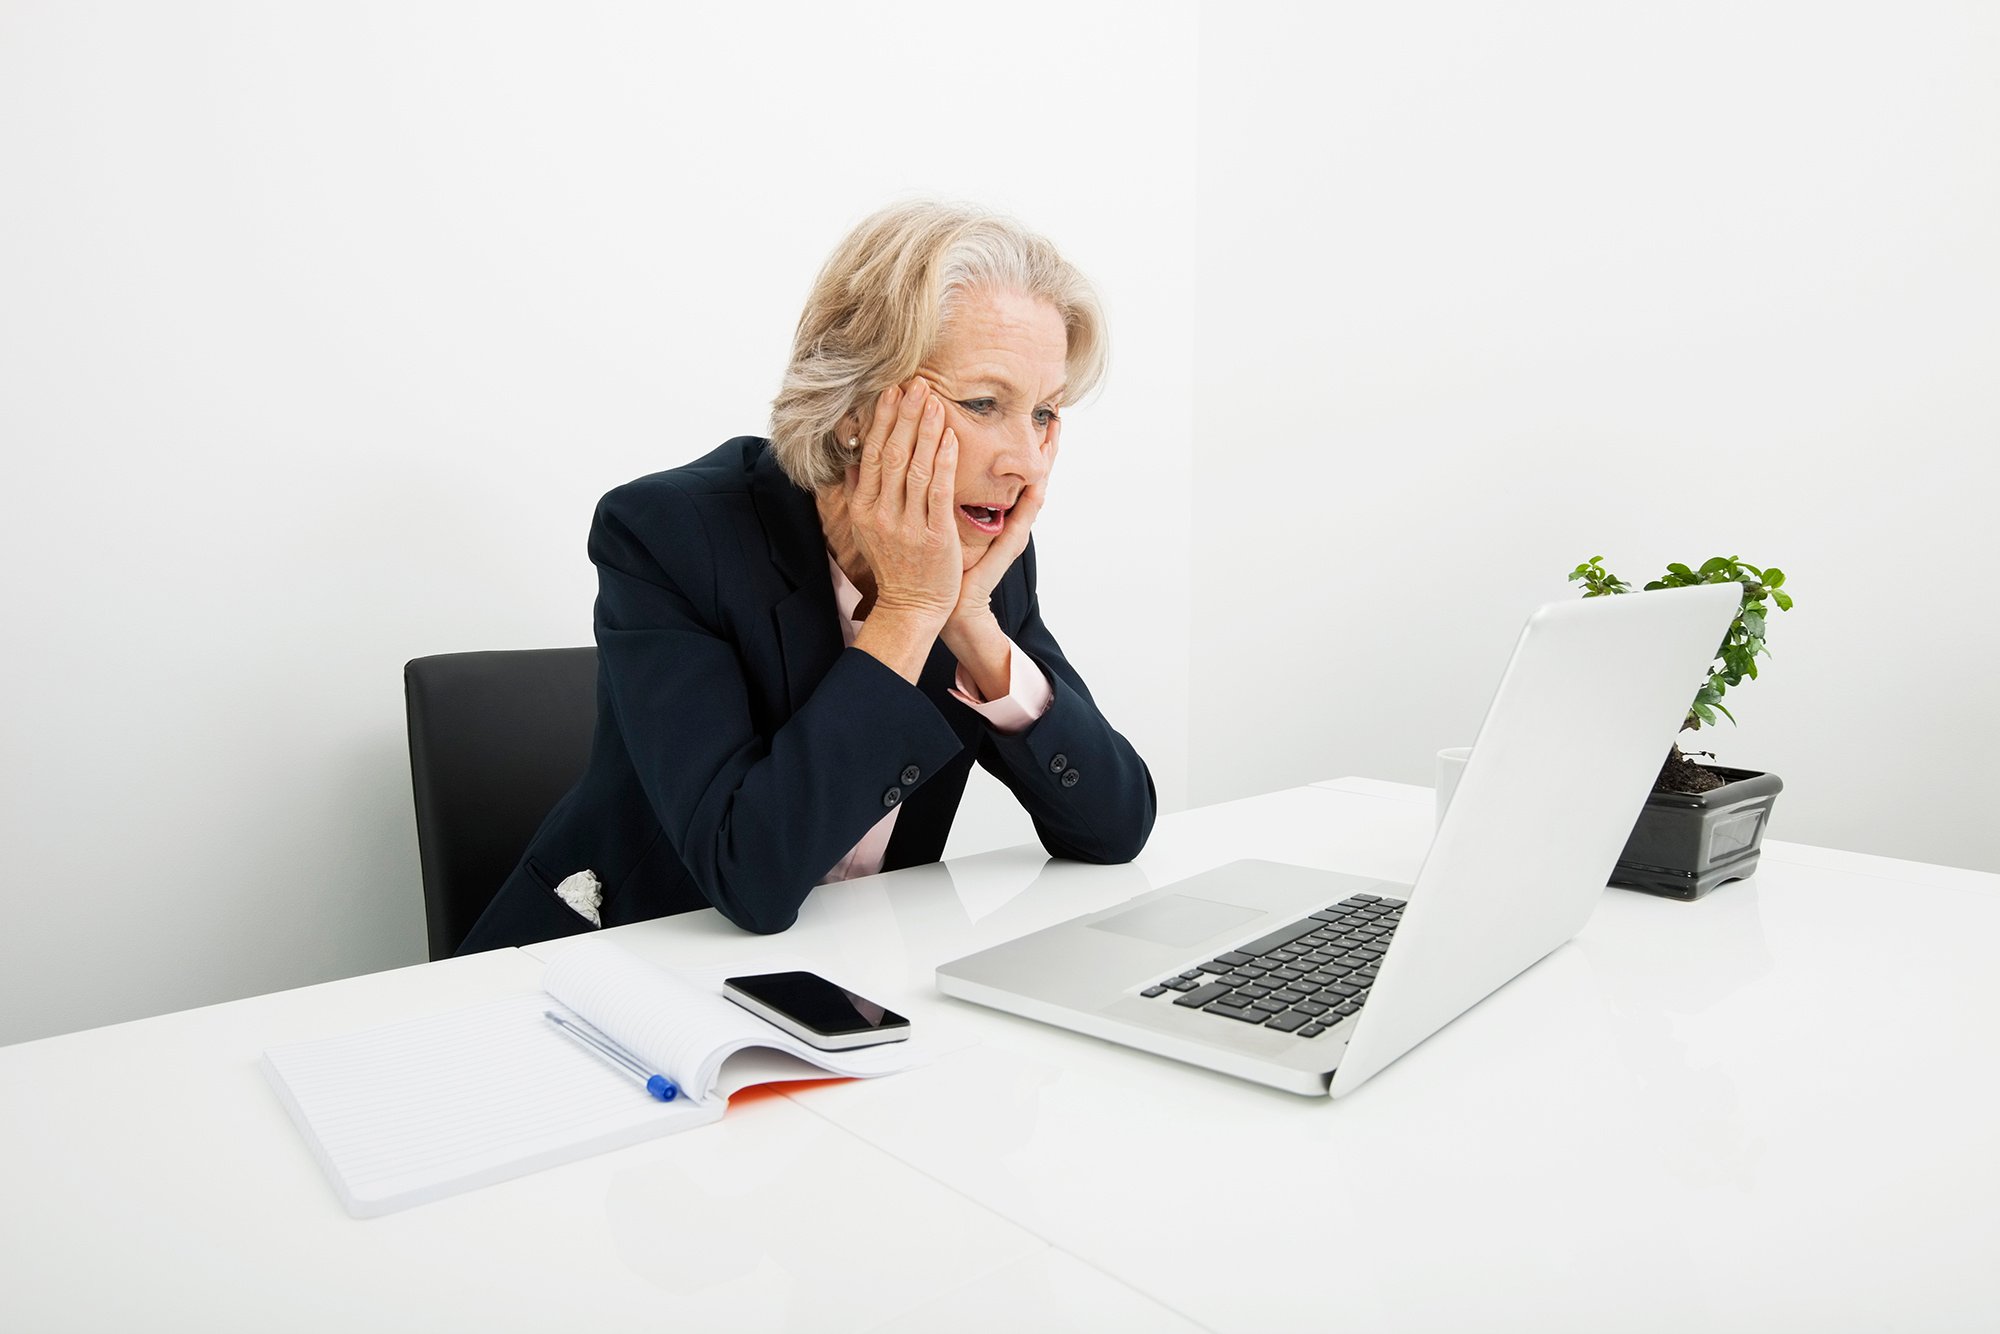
left=769, top=201, right=1108, bottom=492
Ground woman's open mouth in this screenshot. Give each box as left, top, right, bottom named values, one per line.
left=958, top=504, right=1008, bottom=536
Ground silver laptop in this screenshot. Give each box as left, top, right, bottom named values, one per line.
left=937, top=583, right=1743, bottom=1098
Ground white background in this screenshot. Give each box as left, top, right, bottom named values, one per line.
left=2, top=1, right=1992, bottom=1046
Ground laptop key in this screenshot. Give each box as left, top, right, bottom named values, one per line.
left=1265, top=1011, right=1310, bottom=1032
left=1249, top=998, right=1287, bottom=1014
left=1173, top=982, right=1235, bottom=1008
left=1164, top=978, right=1200, bottom=992
left=1332, top=1001, right=1360, bottom=1016
left=1298, top=1023, right=1328, bottom=1037
left=1207, top=1001, right=1267, bottom=1023
left=1141, top=985, right=1169, bottom=998
left=1237, top=982, right=1275, bottom=999
left=1214, top=951, right=1255, bottom=967
left=1295, top=1000, right=1330, bottom=1016
left=1271, top=989, right=1307, bottom=1005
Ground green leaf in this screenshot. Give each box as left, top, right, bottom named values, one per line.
left=1692, top=702, right=1718, bottom=726
left=1699, top=556, right=1733, bottom=576
left=1773, top=590, right=1794, bottom=611
left=1714, top=701, right=1737, bottom=725
left=1667, top=563, right=1695, bottom=579
left=1764, top=567, right=1785, bottom=588
left=1743, top=610, right=1766, bottom=637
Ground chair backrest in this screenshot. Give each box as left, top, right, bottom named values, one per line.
left=404, top=647, right=598, bottom=960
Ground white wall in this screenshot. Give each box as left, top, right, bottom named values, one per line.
left=1193, top=2, right=1999, bottom=873
left=0, top=1, right=1196, bottom=1045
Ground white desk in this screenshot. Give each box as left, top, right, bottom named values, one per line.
left=6, top=782, right=1997, bottom=1332
left=0, top=924, right=1193, bottom=1331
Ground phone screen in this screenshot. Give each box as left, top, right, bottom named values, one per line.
left=725, top=972, right=908, bottom=1037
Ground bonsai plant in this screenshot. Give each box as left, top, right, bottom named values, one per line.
left=1567, top=555, right=1796, bottom=900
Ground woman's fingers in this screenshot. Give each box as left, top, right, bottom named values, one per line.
left=852, top=384, right=899, bottom=509
left=930, top=428, right=959, bottom=537
left=904, top=389, right=944, bottom=513
left=875, top=379, right=929, bottom=514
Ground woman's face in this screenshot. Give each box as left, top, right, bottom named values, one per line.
left=916, top=287, right=1067, bottom=569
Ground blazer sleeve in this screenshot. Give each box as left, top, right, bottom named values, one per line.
left=974, top=539, right=1157, bottom=864
left=589, top=480, right=966, bottom=934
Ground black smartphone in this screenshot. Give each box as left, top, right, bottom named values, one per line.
left=722, top=971, right=911, bottom=1050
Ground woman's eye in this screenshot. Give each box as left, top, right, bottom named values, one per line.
left=958, top=398, right=996, bottom=416
left=1033, top=407, right=1059, bottom=428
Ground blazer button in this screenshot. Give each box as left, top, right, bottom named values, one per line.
left=883, top=786, right=902, bottom=808
left=1061, top=769, right=1081, bottom=788
left=1049, top=754, right=1068, bottom=775
left=901, top=764, right=921, bottom=785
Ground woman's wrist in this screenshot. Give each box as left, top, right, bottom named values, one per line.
left=854, top=606, right=947, bottom=684
left=940, top=611, right=1012, bottom=702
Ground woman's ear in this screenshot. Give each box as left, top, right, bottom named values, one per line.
left=837, top=409, right=863, bottom=450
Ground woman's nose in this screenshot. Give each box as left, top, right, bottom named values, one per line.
left=989, top=418, right=1042, bottom=479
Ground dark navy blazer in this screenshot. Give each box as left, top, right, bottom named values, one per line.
left=457, top=437, right=1156, bottom=950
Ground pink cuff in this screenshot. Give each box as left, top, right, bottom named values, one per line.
left=950, top=638, right=1053, bottom=735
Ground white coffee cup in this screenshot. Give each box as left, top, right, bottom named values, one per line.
left=1435, top=746, right=1473, bottom=829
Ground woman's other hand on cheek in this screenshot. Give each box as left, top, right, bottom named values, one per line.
left=943, top=416, right=1059, bottom=698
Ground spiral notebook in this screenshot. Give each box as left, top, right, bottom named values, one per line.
left=261, top=939, right=922, bottom=1217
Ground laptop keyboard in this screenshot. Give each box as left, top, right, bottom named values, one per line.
left=1139, top=893, right=1405, bottom=1038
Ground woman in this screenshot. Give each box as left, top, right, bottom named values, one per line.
left=458, top=201, right=1155, bottom=950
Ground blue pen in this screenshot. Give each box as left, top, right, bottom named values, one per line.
left=545, top=1011, right=678, bottom=1101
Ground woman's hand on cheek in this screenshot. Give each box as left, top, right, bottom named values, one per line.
left=847, top=378, right=964, bottom=625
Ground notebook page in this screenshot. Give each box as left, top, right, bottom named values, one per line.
left=543, top=940, right=923, bottom=1100
left=542, top=939, right=772, bottom=1101
left=261, top=991, right=713, bottom=1216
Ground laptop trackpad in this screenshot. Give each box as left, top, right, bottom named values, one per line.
left=1089, top=895, right=1263, bottom=949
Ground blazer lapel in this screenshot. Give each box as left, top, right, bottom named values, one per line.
left=750, top=445, right=845, bottom=715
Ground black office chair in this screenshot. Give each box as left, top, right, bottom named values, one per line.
left=404, top=647, right=599, bottom=960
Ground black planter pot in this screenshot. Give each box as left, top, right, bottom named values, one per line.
left=1611, top=766, right=1784, bottom=901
